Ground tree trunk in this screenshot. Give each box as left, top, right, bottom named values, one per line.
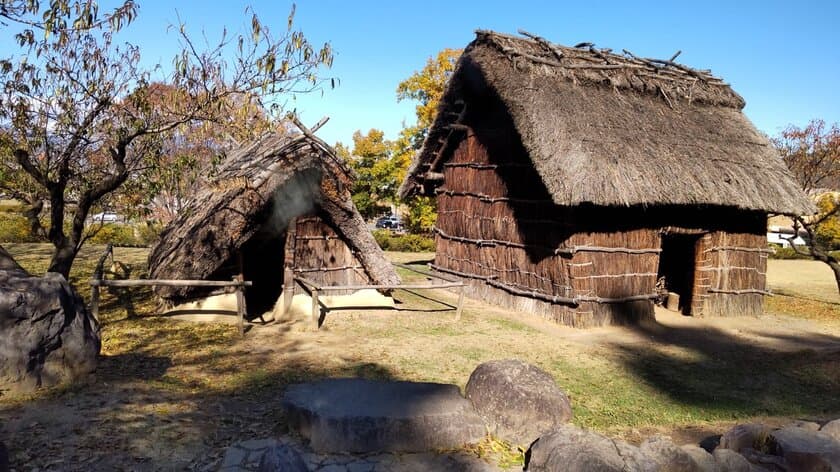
left=826, top=259, right=840, bottom=295
left=48, top=241, right=77, bottom=279
left=22, top=197, right=46, bottom=240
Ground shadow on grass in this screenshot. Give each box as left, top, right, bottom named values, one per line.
left=612, top=321, right=840, bottom=421
left=1, top=317, right=400, bottom=471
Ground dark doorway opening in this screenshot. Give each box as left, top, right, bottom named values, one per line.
left=240, top=231, right=286, bottom=318
left=657, top=233, right=701, bottom=315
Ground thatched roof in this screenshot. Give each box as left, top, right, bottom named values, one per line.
left=149, top=123, right=399, bottom=302
left=401, top=30, right=814, bottom=216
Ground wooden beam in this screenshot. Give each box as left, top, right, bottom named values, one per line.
left=313, top=282, right=464, bottom=291
left=392, top=263, right=460, bottom=283
left=707, top=288, right=772, bottom=295
left=90, top=279, right=253, bottom=288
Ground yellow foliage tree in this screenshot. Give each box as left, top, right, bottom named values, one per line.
left=394, top=48, right=461, bottom=233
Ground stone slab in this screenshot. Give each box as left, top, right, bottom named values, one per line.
left=282, top=378, right=486, bottom=453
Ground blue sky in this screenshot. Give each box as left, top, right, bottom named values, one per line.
left=10, top=1, right=840, bottom=146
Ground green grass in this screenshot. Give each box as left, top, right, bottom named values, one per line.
left=1, top=244, right=839, bottom=468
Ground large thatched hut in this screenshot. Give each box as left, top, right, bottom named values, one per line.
left=401, top=30, right=813, bottom=327
left=149, top=126, right=399, bottom=317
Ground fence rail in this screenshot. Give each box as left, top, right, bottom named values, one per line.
left=289, top=263, right=465, bottom=329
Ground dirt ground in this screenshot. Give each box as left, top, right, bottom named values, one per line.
left=1, top=247, right=839, bottom=471
left=767, top=259, right=840, bottom=303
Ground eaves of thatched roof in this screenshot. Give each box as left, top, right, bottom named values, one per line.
left=149, top=128, right=398, bottom=301
left=401, top=30, right=815, bottom=216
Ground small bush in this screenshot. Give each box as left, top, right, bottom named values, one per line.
left=85, top=224, right=137, bottom=246
left=373, top=230, right=435, bottom=252
left=0, top=213, right=41, bottom=243
left=769, top=246, right=803, bottom=259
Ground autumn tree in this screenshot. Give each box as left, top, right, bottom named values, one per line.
left=113, top=85, right=280, bottom=224
left=773, top=119, right=840, bottom=292
left=394, top=48, right=461, bottom=233
left=0, top=0, right=333, bottom=277
left=339, top=129, right=402, bottom=219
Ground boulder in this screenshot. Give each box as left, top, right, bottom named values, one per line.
left=821, top=419, right=840, bottom=443
left=769, top=426, right=840, bottom=471
left=281, top=378, right=486, bottom=453
left=711, top=448, right=752, bottom=472
left=525, top=425, right=625, bottom=471
left=639, top=435, right=701, bottom=471
left=0, top=268, right=100, bottom=392
left=680, top=445, right=716, bottom=472
left=465, top=359, right=572, bottom=445
left=718, top=423, right=773, bottom=454
left=786, top=420, right=821, bottom=432
left=525, top=424, right=662, bottom=471
left=257, top=443, right=308, bottom=472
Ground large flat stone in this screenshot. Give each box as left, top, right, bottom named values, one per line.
left=282, top=378, right=487, bottom=453
left=770, top=426, right=840, bottom=470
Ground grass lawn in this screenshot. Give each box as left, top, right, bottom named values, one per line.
left=1, top=244, right=839, bottom=470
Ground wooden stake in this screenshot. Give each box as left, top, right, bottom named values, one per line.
left=234, top=275, right=246, bottom=337
left=310, top=288, right=319, bottom=330
left=455, top=285, right=465, bottom=322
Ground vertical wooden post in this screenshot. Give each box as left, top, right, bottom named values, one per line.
left=90, top=282, right=100, bottom=322
left=310, top=288, right=320, bottom=330
left=454, top=285, right=465, bottom=322
left=279, top=218, right=297, bottom=322
left=234, top=276, right=246, bottom=337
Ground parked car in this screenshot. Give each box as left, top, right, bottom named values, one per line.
left=375, top=215, right=402, bottom=230
left=91, top=212, right=119, bottom=222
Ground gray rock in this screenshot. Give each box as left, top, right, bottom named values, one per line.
left=639, top=435, right=700, bottom=471
left=525, top=425, right=633, bottom=471
left=0, top=269, right=100, bottom=392
left=680, top=445, right=716, bottom=472
left=712, top=448, right=752, bottom=472
left=384, top=452, right=498, bottom=472
left=719, top=424, right=774, bottom=454
left=786, top=420, right=821, bottom=432
left=738, top=447, right=788, bottom=470
left=821, top=419, right=840, bottom=443
left=614, top=440, right=659, bottom=471
left=769, top=426, right=840, bottom=471
left=257, top=443, right=308, bottom=472
left=282, top=378, right=486, bottom=453
left=465, top=359, right=572, bottom=446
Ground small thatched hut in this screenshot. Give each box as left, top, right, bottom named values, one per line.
left=401, top=30, right=813, bottom=327
left=149, top=126, right=399, bottom=317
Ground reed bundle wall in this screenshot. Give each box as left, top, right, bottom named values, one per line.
left=433, top=109, right=769, bottom=327
left=289, top=215, right=372, bottom=295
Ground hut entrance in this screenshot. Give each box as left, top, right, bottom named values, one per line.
left=657, top=233, right=701, bottom=315
left=240, top=231, right=287, bottom=317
